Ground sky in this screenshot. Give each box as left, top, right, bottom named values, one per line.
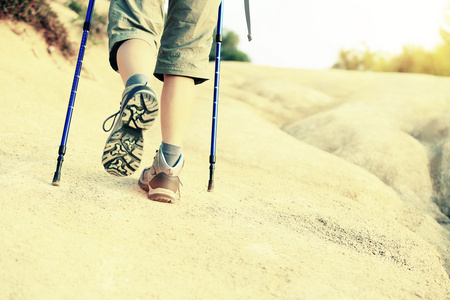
left=222, top=0, right=448, bottom=69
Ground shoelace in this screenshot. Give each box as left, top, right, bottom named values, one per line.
left=102, top=111, right=120, bottom=132
left=103, top=82, right=151, bottom=133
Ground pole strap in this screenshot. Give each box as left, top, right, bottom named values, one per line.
left=244, top=0, right=252, bottom=41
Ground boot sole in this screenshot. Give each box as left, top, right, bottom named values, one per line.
left=102, top=126, right=144, bottom=177
left=139, top=178, right=177, bottom=203
left=121, top=86, right=158, bottom=130
left=148, top=188, right=177, bottom=203
left=102, top=88, right=158, bottom=177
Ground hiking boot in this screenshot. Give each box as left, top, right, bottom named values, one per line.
left=138, top=147, right=184, bottom=203
left=102, top=83, right=158, bottom=177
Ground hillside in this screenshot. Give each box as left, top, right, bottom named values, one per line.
left=0, top=2, right=449, bottom=298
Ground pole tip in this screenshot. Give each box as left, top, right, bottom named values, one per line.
left=207, top=180, right=214, bottom=192
left=52, top=172, right=61, bottom=186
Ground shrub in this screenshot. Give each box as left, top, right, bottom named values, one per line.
left=333, top=44, right=450, bottom=77
left=209, top=30, right=251, bottom=62
left=0, top=0, right=75, bottom=57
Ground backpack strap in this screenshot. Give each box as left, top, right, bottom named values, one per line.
left=244, top=0, right=252, bottom=41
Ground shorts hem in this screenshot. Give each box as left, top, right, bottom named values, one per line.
left=154, top=66, right=210, bottom=85
left=109, top=32, right=158, bottom=71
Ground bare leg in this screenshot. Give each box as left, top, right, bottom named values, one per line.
left=116, top=39, right=156, bottom=85
left=160, top=74, right=195, bottom=146
left=116, top=39, right=195, bottom=146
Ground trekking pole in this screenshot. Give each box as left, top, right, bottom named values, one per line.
left=52, top=0, right=96, bottom=186
left=207, top=1, right=224, bottom=192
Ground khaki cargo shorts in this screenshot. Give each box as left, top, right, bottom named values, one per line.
left=107, top=0, right=221, bottom=84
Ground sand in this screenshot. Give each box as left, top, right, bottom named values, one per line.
left=0, top=2, right=449, bottom=299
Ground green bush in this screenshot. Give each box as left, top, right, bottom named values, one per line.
left=209, top=30, right=251, bottom=62
left=0, top=0, right=75, bottom=57
left=67, top=0, right=83, bottom=15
